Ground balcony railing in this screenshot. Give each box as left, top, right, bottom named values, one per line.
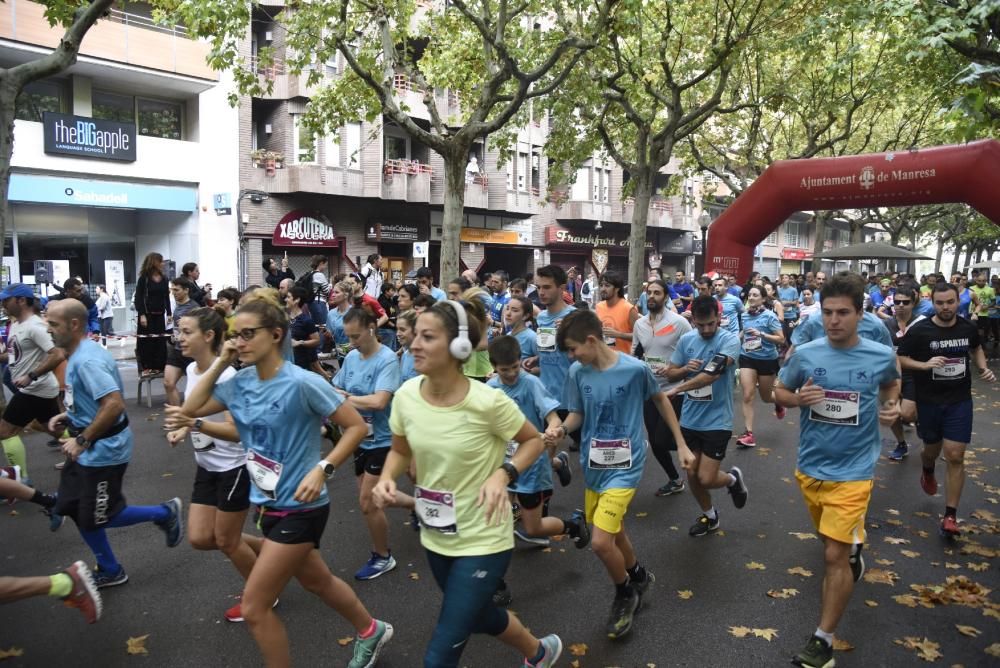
left=250, top=56, right=286, bottom=80
left=105, top=8, right=187, bottom=36
left=384, top=159, right=432, bottom=176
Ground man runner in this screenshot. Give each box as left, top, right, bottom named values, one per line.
left=882, top=282, right=925, bottom=461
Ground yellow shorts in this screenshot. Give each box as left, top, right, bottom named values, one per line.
left=584, top=488, right=637, bottom=535
left=795, top=471, right=873, bottom=545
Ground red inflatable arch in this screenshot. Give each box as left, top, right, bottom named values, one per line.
left=705, top=139, right=1000, bottom=282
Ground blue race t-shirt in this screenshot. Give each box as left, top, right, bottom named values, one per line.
left=535, top=305, right=576, bottom=408
left=399, top=349, right=419, bottom=382
left=334, top=344, right=400, bottom=450
left=791, top=310, right=893, bottom=348
left=490, top=291, right=511, bottom=324
left=512, top=327, right=537, bottom=359
left=488, top=371, right=559, bottom=494
left=778, top=286, right=799, bottom=320
left=214, top=362, right=344, bottom=509
left=741, top=308, right=782, bottom=360
left=778, top=337, right=899, bottom=481
left=326, top=307, right=350, bottom=353
left=717, top=294, right=743, bottom=335
left=429, top=286, right=447, bottom=302
left=671, top=328, right=741, bottom=432
left=564, top=353, right=658, bottom=492
left=66, top=339, right=131, bottom=467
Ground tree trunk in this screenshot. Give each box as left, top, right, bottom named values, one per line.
left=627, top=169, right=655, bottom=303
left=440, top=152, right=468, bottom=283
left=935, top=236, right=945, bottom=274
left=962, top=246, right=974, bottom=273
left=950, top=243, right=962, bottom=275
left=811, top=211, right=829, bottom=273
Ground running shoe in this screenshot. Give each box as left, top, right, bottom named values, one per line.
left=355, top=552, right=397, bottom=581
left=736, top=431, right=756, bottom=448
left=774, top=404, right=787, bottom=420
left=688, top=513, right=720, bottom=537
left=156, top=497, right=184, bottom=548
left=888, top=442, right=909, bottom=461
left=792, top=635, right=834, bottom=668
left=655, top=479, right=685, bottom=497
left=514, top=528, right=551, bottom=547
left=920, top=470, right=938, bottom=496
left=92, top=565, right=128, bottom=589
left=511, top=502, right=522, bottom=523
left=224, top=597, right=278, bottom=623
left=940, top=515, right=960, bottom=537
left=492, top=581, right=512, bottom=607
left=524, top=634, right=563, bottom=668
left=554, top=451, right=572, bottom=487
left=727, top=467, right=748, bottom=509
left=606, top=588, right=640, bottom=639
left=570, top=509, right=591, bottom=549
left=1, top=465, right=21, bottom=506
left=45, top=504, right=65, bottom=532
left=63, top=560, right=102, bottom=624
left=849, top=543, right=865, bottom=583
left=348, top=619, right=394, bottom=668
left=633, top=568, right=655, bottom=600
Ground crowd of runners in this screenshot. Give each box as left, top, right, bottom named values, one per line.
left=0, top=257, right=997, bottom=668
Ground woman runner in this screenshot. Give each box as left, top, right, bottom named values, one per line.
left=395, top=309, right=420, bottom=383
left=735, top=287, right=786, bottom=448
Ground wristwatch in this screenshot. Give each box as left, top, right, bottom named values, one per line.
left=316, top=461, right=336, bottom=479
left=28, top=371, right=38, bottom=381
left=500, top=462, right=519, bottom=485
left=74, top=434, right=90, bottom=449
left=193, top=418, right=204, bottom=432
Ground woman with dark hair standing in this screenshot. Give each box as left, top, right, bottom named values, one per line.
left=134, top=252, right=170, bottom=375
left=182, top=262, right=208, bottom=306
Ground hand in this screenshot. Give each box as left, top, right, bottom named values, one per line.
left=48, top=413, right=68, bottom=434
left=980, top=367, right=996, bottom=382
left=219, top=339, right=239, bottom=365
left=163, top=405, right=194, bottom=430
left=12, top=374, right=31, bottom=388
left=797, top=377, right=826, bottom=407
left=746, top=328, right=759, bottom=337
left=372, top=479, right=397, bottom=509
left=281, top=258, right=289, bottom=268
left=291, top=340, right=300, bottom=348
left=293, top=468, right=326, bottom=504
left=166, top=427, right=188, bottom=447
left=653, top=364, right=671, bottom=377
left=543, top=425, right=564, bottom=445
left=139, top=315, right=147, bottom=327
left=677, top=445, right=696, bottom=471
left=523, top=356, right=539, bottom=371
left=925, top=356, right=947, bottom=369
left=685, top=358, right=703, bottom=373
left=878, top=399, right=900, bottom=426
left=682, top=310, right=691, bottom=320
left=602, top=326, right=617, bottom=339
left=418, top=284, right=430, bottom=295
left=665, top=386, right=680, bottom=398
left=60, top=438, right=85, bottom=462
left=477, top=469, right=511, bottom=526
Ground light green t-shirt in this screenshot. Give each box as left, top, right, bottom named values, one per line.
left=462, top=349, right=493, bottom=379
left=971, top=285, right=995, bottom=317
left=389, top=376, right=522, bottom=557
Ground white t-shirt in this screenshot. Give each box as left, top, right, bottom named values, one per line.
left=362, top=262, right=383, bottom=300
left=8, top=315, right=59, bottom=398
left=96, top=293, right=113, bottom=319
left=185, top=361, right=246, bottom=472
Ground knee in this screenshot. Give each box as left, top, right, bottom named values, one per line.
left=214, top=530, right=242, bottom=555
left=697, top=470, right=717, bottom=488
left=188, top=531, right=216, bottom=551
left=240, top=593, right=274, bottom=626
left=942, top=446, right=965, bottom=466
left=163, top=377, right=177, bottom=392
left=590, top=530, right=615, bottom=557
left=824, top=543, right=850, bottom=568
left=358, top=490, right=377, bottom=515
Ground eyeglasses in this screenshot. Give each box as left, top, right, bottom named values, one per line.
left=894, top=300, right=911, bottom=306
left=235, top=326, right=269, bottom=341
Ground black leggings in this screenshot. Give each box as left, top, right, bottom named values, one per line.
left=643, top=395, right=683, bottom=481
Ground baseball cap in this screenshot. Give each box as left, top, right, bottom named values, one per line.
left=0, top=283, right=34, bottom=300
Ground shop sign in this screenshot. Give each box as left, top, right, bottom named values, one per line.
left=648, top=253, right=662, bottom=269
left=459, top=228, right=523, bottom=245
left=663, top=232, right=693, bottom=254
left=367, top=222, right=421, bottom=242
left=272, top=210, right=338, bottom=248
left=545, top=225, right=653, bottom=249
left=592, top=249, right=609, bottom=274
left=43, top=112, right=136, bottom=162
left=782, top=248, right=812, bottom=260
left=9, top=173, right=196, bottom=211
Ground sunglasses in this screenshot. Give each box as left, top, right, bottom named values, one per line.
left=235, top=326, right=269, bottom=341
left=894, top=300, right=912, bottom=306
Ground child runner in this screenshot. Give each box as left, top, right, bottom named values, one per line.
left=395, top=309, right=420, bottom=383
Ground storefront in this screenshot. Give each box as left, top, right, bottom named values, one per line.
left=263, top=209, right=345, bottom=280
left=545, top=223, right=656, bottom=278
left=430, top=212, right=535, bottom=280
left=780, top=248, right=812, bottom=276
left=367, top=221, right=428, bottom=285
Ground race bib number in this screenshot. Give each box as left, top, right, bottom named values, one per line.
left=504, top=440, right=519, bottom=460
left=414, top=486, right=458, bottom=534
left=809, top=390, right=860, bottom=426
left=191, top=430, right=215, bottom=452
left=246, top=450, right=283, bottom=500
left=687, top=384, right=713, bottom=401
left=645, top=355, right=666, bottom=370
left=932, top=357, right=966, bottom=380
left=362, top=414, right=375, bottom=440
left=64, top=386, right=75, bottom=413
left=743, top=335, right=762, bottom=352
left=536, top=327, right=556, bottom=353
left=589, top=438, right=632, bottom=470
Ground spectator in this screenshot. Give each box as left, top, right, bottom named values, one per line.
left=96, top=285, right=114, bottom=346
left=134, top=252, right=170, bottom=374
left=360, top=253, right=384, bottom=299
left=181, top=262, right=208, bottom=306
left=60, top=278, right=100, bottom=334
left=262, top=256, right=295, bottom=290
left=308, top=254, right=331, bottom=325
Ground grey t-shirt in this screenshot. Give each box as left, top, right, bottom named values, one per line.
left=631, top=309, right=692, bottom=392
left=8, top=314, right=60, bottom=398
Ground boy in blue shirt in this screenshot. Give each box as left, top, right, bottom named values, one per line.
left=713, top=277, right=744, bottom=335
left=774, top=273, right=900, bottom=668
left=554, top=310, right=692, bottom=641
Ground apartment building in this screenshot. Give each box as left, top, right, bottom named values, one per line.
left=1, top=1, right=238, bottom=327
left=239, top=3, right=700, bottom=288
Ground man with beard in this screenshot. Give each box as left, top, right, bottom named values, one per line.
left=595, top=271, right=639, bottom=354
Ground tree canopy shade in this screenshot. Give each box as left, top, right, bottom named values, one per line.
left=705, top=139, right=1000, bottom=282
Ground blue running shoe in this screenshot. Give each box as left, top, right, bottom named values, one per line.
left=157, top=497, right=184, bottom=548
left=524, top=634, right=563, bottom=667
left=92, top=565, right=129, bottom=589
left=354, top=552, right=397, bottom=581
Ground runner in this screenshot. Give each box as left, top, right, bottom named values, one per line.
left=395, top=309, right=420, bottom=383
left=554, top=308, right=691, bottom=639
left=773, top=271, right=900, bottom=668
left=0, top=561, right=102, bottom=624
left=735, top=286, right=786, bottom=448
left=778, top=274, right=800, bottom=344
left=326, top=280, right=353, bottom=361
left=882, top=282, right=925, bottom=461
left=664, top=295, right=748, bottom=537
left=162, top=307, right=260, bottom=623
left=595, top=271, right=639, bottom=354
left=180, top=289, right=393, bottom=668
left=631, top=279, right=692, bottom=497
left=673, top=270, right=694, bottom=310
left=788, top=275, right=893, bottom=356
left=163, top=277, right=200, bottom=406
left=0, top=467, right=61, bottom=528
left=45, top=299, right=184, bottom=589
left=897, top=282, right=996, bottom=536
left=286, top=286, right=324, bottom=378
left=504, top=295, right=537, bottom=360
left=712, top=277, right=744, bottom=336
left=0, top=284, right=65, bottom=481
left=372, top=300, right=563, bottom=667
left=333, top=308, right=409, bottom=581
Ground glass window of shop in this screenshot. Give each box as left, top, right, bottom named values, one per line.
left=15, top=80, right=66, bottom=122
left=93, top=90, right=135, bottom=124
left=94, top=92, right=183, bottom=139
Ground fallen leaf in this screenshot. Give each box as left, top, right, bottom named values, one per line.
left=337, top=637, right=353, bottom=647
left=787, top=567, right=813, bottom=577
left=570, top=662, right=580, bottom=668
left=541, top=548, right=552, bottom=553
left=967, top=562, right=989, bottom=572
left=884, top=537, right=911, bottom=545
left=408, top=572, right=420, bottom=580
left=677, top=590, right=693, bottom=600
left=716, top=530, right=726, bottom=537
left=832, top=638, right=855, bottom=651
left=8, top=510, right=17, bottom=517
left=944, top=563, right=961, bottom=570
left=788, top=532, right=817, bottom=541
left=887, top=508, right=900, bottom=515
left=161, top=473, right=174, bottom=478
left=955, top=625, right=981, bottom=638
left=746, top=561, right=766, bottom=570
left=914, top=511, right=932, bottom=518
left=634, top=512, right=648, bottom=518
left=0, top=647, right=24, bottom=660
left=986, top=643, right=1000, bottom=658
left=876, top=559, right=896, bottom=566
left=886, top=519, right=903, bottom=526
left=568, top=643, right=587, bottom=657
left=894, top=594, right=920, bottom=608
left=729, top=626, right=752, bottom=638
left=970, top=509, right=997, bottom=522
left=865, top=600, right=879, bottom=607
left=985, top=608, right=1000, bottom=621
left=781, top=477, right=792, bottom=484
left=864, top=569, right=899, bottom=585
left=126, top=635, right=150, bottom=656
left=894, top=636, right=943, bottom=662
left=915, top=530, right=930, bottom=538
left=901, top=550, right=921, bottom=559
left=752, top=628, right=779, bottom=641
left=767, top=588, right=799, bottom=599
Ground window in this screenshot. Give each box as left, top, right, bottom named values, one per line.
left=517, top=152, right=529, bottom=192
left=602, top=169, right=610, bottom=202
left=15, top=80, right=64, bottom=122
left=138, top=98, right=182, bottom=139
left=504, top=160, right=513, bottom=190
left=763, top=230, right=778, bottom=246
left=384, top=134, right=407, bottom=161
left=292, top=115, right=317, bottom=164
left=345, top=122, right=362, bottom=168
left=784, top=221, right=806, bottom=248
left=324, top=130, right=341, bottom=167
left=571, top=167, right=590, bottom=201
left=93, top=91, right=134, bottom=124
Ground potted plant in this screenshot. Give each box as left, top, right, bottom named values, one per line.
left=250, top=149, right=266, bottom=168
left=271, top=151, right=284, bottom=169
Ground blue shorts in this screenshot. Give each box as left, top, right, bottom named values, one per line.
left=916, top=399, right=973, bottom=444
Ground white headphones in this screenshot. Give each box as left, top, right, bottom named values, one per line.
left=443, top=300, right=473, bottom=361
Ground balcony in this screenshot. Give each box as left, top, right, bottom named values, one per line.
left=500, top=187, right=539, bottom=216
left=382, top=159, right=432, bottom=203
left=245, top=163, right=365, bottom=197
left=556, top=199, right=614, bottom=223
left=465, top=175, right=489, bottom=209
left=622, top=196, right=673, bottom=228
left=0, top=3, right=216, bottom=80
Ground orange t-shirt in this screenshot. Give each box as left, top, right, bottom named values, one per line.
left=595, top=298, right=635, bottom=354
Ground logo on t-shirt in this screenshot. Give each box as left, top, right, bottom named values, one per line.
left=813, top=367, right=827, bottom=378
left=9, top=338, right=21, bottom=365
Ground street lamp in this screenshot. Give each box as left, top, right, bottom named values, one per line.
left=697, top=209, right=712, bottom=278
left=236, top=189, right=270, bottom=290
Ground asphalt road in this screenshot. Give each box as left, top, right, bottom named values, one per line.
left=2, top=377, right=998, bottom=667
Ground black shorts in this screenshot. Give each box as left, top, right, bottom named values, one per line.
left=681, top=427, right=731, bottom=462
left=900, top=373, right=916, bottom=402
left=191, top=465, right=251, bottom=512
left=165, top=347, right=193, bottom=370
left=256, top=504, right=330, bottom=548
left=738, top=355, right=780, bottom=376
left=55, top=461, right=128, bottom=531
left=2, top=392, right=60, bottom=428
left=354, top=446, right=390, bottom=477
left=516, top=489, right=553, bottom=511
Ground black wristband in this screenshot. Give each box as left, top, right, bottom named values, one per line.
left=500, top=462, right=519, bottom=485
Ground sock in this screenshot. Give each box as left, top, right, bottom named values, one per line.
left=105, top=504, right=170, bottom=528
left=358, top=618, right=377, bottom=639
left=626, top=562, right=646, bottom=583
left=48, top=573, right=73, bottom=598
left=528, top=642, right=546, bottom=664
left=945, top=506, right=957, bottom=518
left=727, top=473, right=737, bottom=487
left=704, top=507, right=718, bottom=521
left=923, top=466, right=935, bottom=476
left=615, top=577, right=633, bottom=598
left=1, top=436, right=27, bottom=478
left=79, top=528, right=121, bottom=574
left=29, top=490, right=56, bottom=508
left=814, top=628, right=834, bottom=646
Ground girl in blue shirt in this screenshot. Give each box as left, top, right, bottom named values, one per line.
left=181, top=289, right=394, bottom=668
left=736, top=287, right=786, bottom=448
left=395, top=309, right=420, bottom=382
left=504, top=296, right=538, bottom=360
